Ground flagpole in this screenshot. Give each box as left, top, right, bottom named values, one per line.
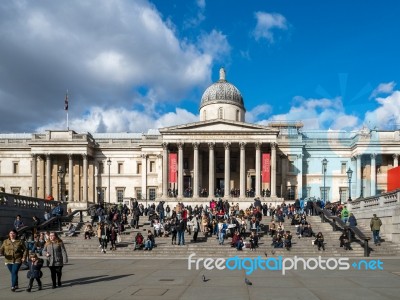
left=65, top=90, right=69, bottom=130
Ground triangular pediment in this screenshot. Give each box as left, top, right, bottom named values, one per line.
left=159, top=119, right=278, bottom=134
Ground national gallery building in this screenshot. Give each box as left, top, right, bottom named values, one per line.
left=1, top=68, right=399, bottom=209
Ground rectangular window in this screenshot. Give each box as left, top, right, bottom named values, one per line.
left=320, top=187, right=330, bottom=202
left=98, top=162, right=104, bottom=174
left=149, top=188, right=156, bottom=200
left=13, top=162, right=19, bottom=174
left=135, top=188, right=142, bottom=200
left=287, top=186, right=296, bottom=200
left=288, top=160, right=295, bottom=173
left=150, top=161, right=155, bottom=173
left=11, top=187, right=21, bottom=195
left=118, top=163, right=123, bottom=174
left=137, top=163, right=142, bottom=174
left=339, top=187, right=348, bottom=203
left=116, top=188, right=124, bottom=202
left=341, top=162, right=347, bottom=174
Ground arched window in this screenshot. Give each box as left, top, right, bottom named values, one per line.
left=218, top=107, right=223, bottom=119
left=236, top=110, right=240, bottom=121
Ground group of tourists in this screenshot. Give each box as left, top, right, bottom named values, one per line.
left=0, top=229, right=68, bottom=292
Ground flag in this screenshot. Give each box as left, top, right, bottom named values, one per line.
left=64, top=92, right=68, bottom=111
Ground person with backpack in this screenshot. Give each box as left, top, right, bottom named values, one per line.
left=370, top=214, right=383, bottom=246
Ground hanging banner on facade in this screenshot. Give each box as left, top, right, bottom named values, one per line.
left=169, top=153, right=177, bottom=183
left=262, top=153, right=271, bottom=183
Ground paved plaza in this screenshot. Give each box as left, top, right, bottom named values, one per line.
left=1, top=256, right=400, bottom=300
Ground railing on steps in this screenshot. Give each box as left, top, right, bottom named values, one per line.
left=312, top=203, right=371, bottom=257
left=8, top=206, right=93, bottom=240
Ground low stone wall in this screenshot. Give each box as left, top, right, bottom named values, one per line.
left=348, top=190, right=400, bottom=243
left=0, top=193, right=67, bottom=238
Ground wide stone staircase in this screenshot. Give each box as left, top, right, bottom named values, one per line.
left=59, top=213, right=400, bottom=258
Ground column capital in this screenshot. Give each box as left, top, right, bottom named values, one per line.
left=193, top=142, right=199, bottom=150
left=162, top=142, right=168, bottom=150
left=68, top=154, right=73, bottom=159
left=141, top=154, right=147, bottom=159
left=157, top=154, right=163, bottom=159
left=82, top=153, right=87, bottom=160
left=31, top=154, right=37, bottom=159
left=208, top=142, right=215, bottom=150
left=239, top=142, right=246, bottom=150
left=370, top=153, right=377, bottom=159
left=177, top=142, right=184, bottom=150
left=224, top=142, right=231, bottom=150
left=393, top=154, right=399, bottom=159
left=255, top=142, right=262, bottom=150
left=271, top=142, right=277, bottom=150
left=46, top=153, right=51, bottom=159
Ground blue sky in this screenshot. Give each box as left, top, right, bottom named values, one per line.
left=0, top=0, right=399, bottom=133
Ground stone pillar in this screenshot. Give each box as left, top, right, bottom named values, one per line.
left=255, top=142, right=261, bottom=197
left=356, top=155, right=362, bottom=198
left=393, top=154, right=399, bottom=168
left=239, top=142, right=246, bottom=198
left=141, top=154, right=147, bottom=201
left=224, top=142, right=231, bottom=198
left=193, top=142, right=199, bottom=198
left=370, top=153, right=376, bottom=196
left=31, top=154, right=37, bottom=197
left=178, top=143, right=184, bottom=198
left=83, top=154, right=88, bottom=202
left=162, top=143, right=168, bottom=198
left=45, top=154, right=51, bottom=197
left=281, top=154, right=286, bottom=198
left=271, top=143, right=277, bottom=197
left=297, top=154, right=303, bottom=199
left=68, top=154, right=73, bottom=202
left=208, top=142, right=215, bottom=198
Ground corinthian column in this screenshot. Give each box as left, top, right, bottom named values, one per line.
left=162, top=143, right=168, bottom=198
left=178, top=143, right=184, bottom=198
left=255, top=142, right=261, bottom=197
left=239, top=142, right=246, bottom=198
left=193, top=142, right=199, bottom=198
left=271, top=143, right=277, bottom=197
left=370, top=153, right=376, bottom=196
left=46, top=154, right=51, bottom=197
left=208, top=142, right=215, bottom=198
left=31, top=154, right=37, bottom=197
left=83, top=154, right=88, bottom=202
left=68, top=154, right=73, bottom=202
left=224, top=142, right=231, bottom=198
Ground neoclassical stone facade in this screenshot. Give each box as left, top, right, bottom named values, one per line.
left=1, top=68, right=400, bottom=209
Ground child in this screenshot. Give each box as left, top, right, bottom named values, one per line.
left=26, top=253, right=43, bottom=292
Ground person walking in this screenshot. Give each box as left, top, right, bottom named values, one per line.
left=0, top=229, right=28, bottom=292
left=370, top=214, right=382, bottom=246
left=43, top=232, right=68, bottom=288
left=26, top=253, right=44, bottom=292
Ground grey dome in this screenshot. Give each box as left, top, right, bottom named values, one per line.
left=200, top=68, right=245, bottom=111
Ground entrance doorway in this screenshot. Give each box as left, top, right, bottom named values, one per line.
left=216, top=178, right=224, bottom=197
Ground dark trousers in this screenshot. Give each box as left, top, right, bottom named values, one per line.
left=6, top=263, right=21, bottom=288
left=28, top=277, right=42, bottom=288
left=49, top=266, right=63, bottom=287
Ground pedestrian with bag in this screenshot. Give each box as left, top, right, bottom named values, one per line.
left=0, top=229, right=28, bottom=292
left=43, top=231, right=68, bottom=288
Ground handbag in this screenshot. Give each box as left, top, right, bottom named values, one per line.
left=117, top=234, right=122, bottom=243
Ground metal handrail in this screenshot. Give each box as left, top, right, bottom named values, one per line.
left=313, top=203, right=371, bottom=257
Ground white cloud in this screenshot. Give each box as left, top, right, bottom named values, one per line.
left=0, top=0, right=226, bottom=132
left=253, top=11, right=288, bottom=43
left=369, top=81, right=396, bottom=99
left=245, top=104, right=272, bottom=123
left=364, top=91, right=400, bottom=129
left=259, top=97, right=360, bottom=130
left=35, top=106, right=198, bottom=133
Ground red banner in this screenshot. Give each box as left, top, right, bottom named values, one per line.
left=262, top=153, right=271, bottom=183
left=169, top=153, right=177, bottom=183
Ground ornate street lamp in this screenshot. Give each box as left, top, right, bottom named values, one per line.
left=322, top=158, right=328, bottom=204
left=347, top=167, right=353, bottom=202
left=107, top=158, right=112, bottom=204
left=57, top=167, right=64, bottom=201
